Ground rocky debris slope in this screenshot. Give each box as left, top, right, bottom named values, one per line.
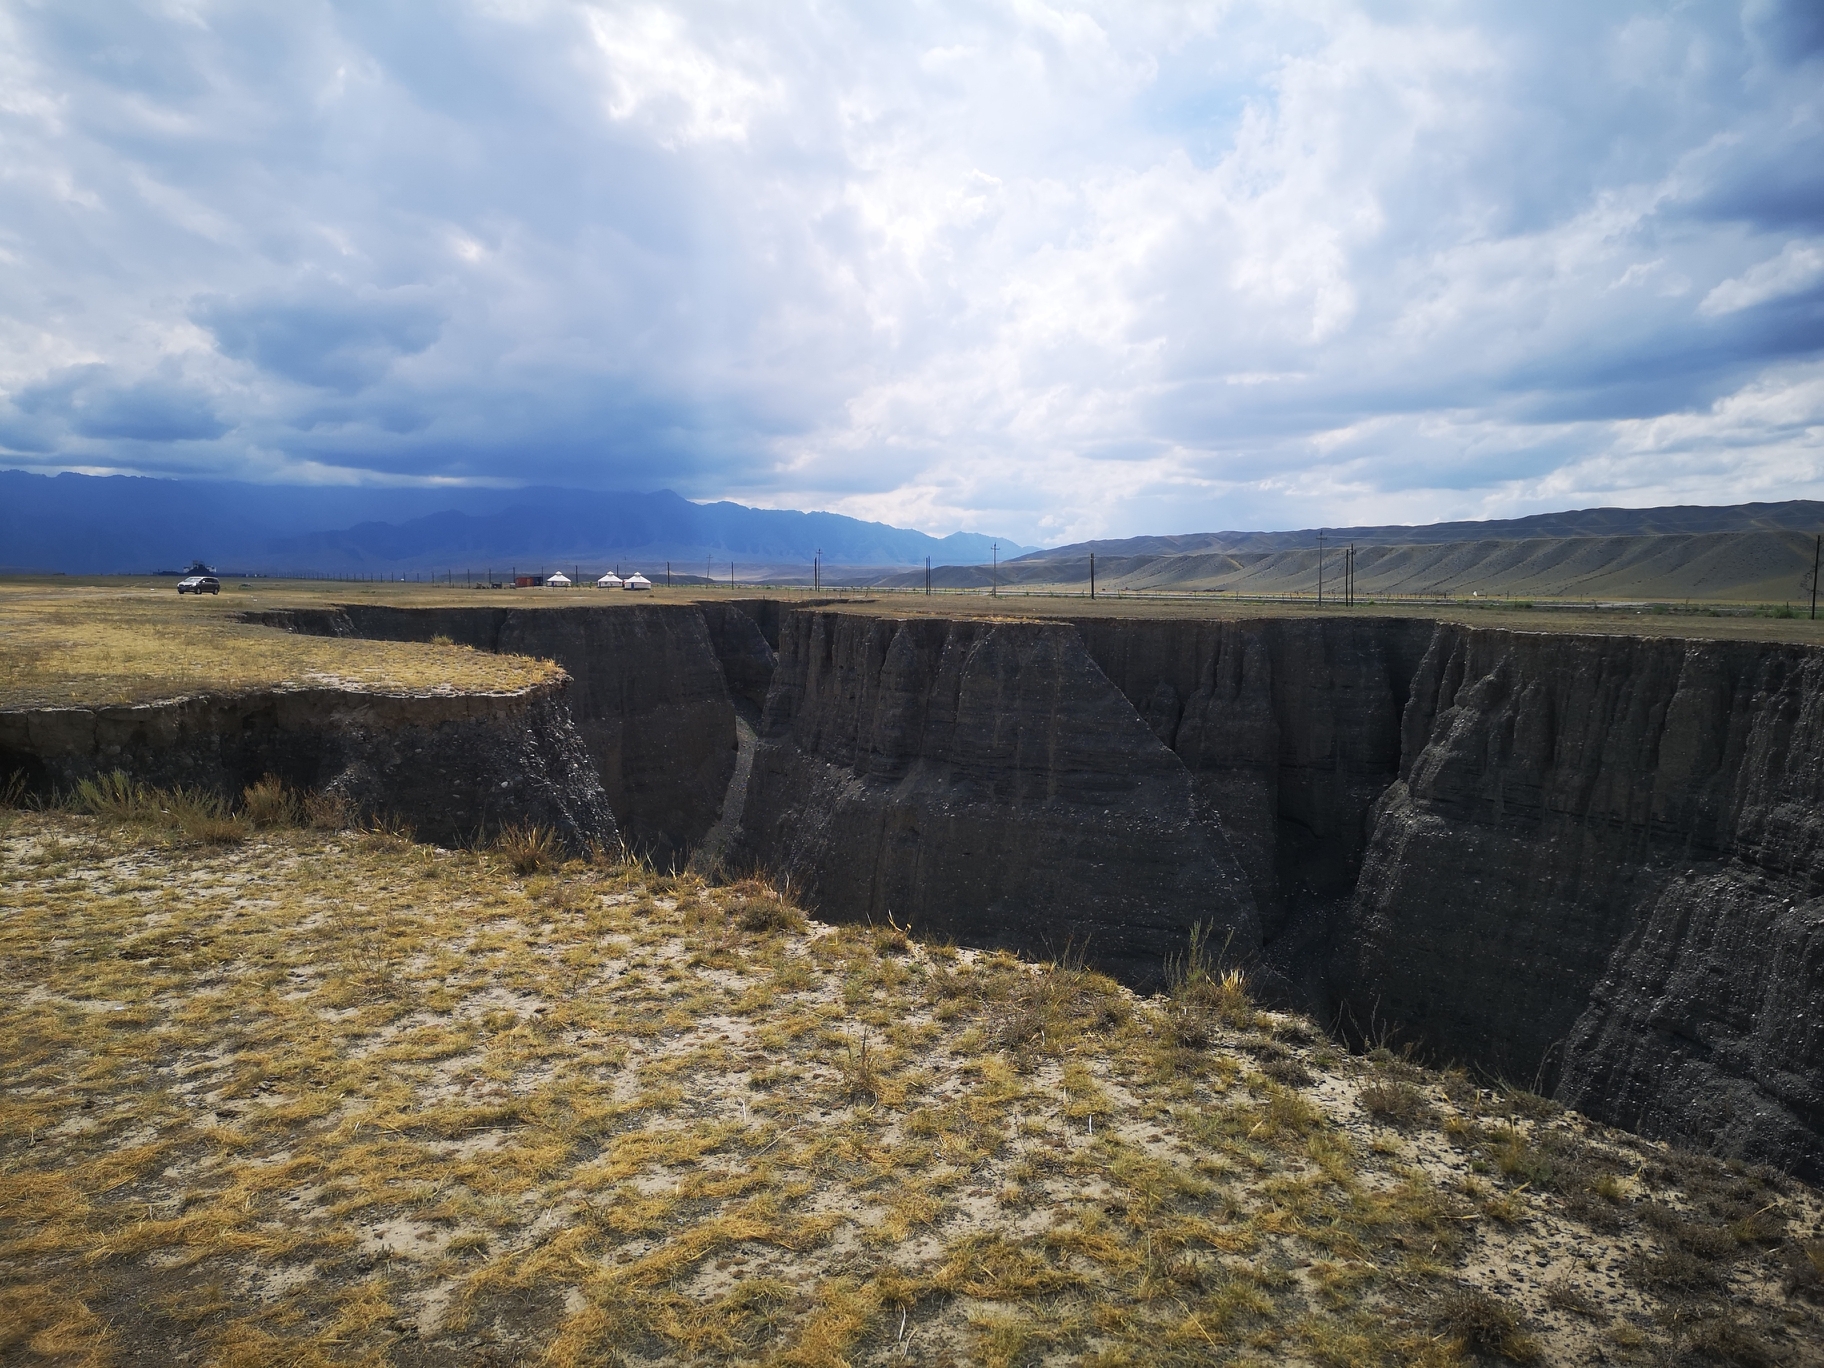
left=732, top=611, right=1259, bottom=984
left=0, top=681, right=615, bottom=850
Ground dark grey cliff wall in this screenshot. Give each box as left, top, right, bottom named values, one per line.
left=0, top=683, right=617, bottom=851
left=1073, top=617, right=1433, bottom=942
left=731, top=611, right=1259, bottom=984
left=1329, top=626, right=1824, bottom=1178
left=256, top=604, right=738, bottom=864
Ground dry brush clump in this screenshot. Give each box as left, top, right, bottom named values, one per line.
left=2, top=812, right=1820, bottom=1368
left=493, top=820, right=562, bottom=874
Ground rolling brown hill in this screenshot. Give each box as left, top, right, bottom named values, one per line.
left=1011, top=499, right=1824, bottom=559
left=868, top=528, right=1822, bottom=602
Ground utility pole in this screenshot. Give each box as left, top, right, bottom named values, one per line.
left=991, top=543, right=998, bottom=597
left=1813, top=534, right=1821, bottom=621
left=1317, top=532, right=1326, bottom=607
left=1090, top=552, right=1096, bottom=600
left=666, top=562, right=671, bottom=587
left=925, top=555, right=930, bottom=596
left=814, top=549, right=821, bottom=592
left=730, top=561, right=735, bottom=589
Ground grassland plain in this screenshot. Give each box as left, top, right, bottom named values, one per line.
left=7, top=573, right=1824, bottom=717
left=2, top=794, right=1821, bottom=1367
left=0, top=581, right=560, bottom=710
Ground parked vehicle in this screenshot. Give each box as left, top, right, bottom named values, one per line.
left=177, top=576, right=220, bottom=595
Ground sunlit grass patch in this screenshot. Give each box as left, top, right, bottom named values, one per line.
left=0, top=580, right=557, bottom=709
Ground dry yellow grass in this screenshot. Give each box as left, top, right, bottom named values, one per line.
left=0, top=581, right=558, bottom=708
left=3, top=802, right=1819, bottom=1366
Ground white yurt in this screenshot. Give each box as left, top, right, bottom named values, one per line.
left=545, top=572, right=572, bottom=587
left=624, top=572, right=653, bottom=591
left=596, top=573, right=623, bottom=588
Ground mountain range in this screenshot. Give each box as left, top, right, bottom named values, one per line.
left=0, top=472, right=1027, bottom=574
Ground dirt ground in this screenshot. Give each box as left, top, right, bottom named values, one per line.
left=4, top=805, right=1820, bottom=1366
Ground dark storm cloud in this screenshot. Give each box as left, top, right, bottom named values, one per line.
left=0, top=1, right=1820, bottom=541
left=193, top=286, right=447, bottom=393
left=14, top=366, right=229, bottom=443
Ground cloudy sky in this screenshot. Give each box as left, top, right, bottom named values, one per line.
left=2, top=1, right=1821, bottom=544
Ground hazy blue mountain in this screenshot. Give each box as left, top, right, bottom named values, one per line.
left=0, top=471, right=1027, bottom=573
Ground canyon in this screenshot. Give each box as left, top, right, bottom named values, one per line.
left=5, top=596, right=1820, bottom=1181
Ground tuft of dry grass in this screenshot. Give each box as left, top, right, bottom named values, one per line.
left=494, top=822, right=561, bottom=874
left=1429, top=1287, right=1539, bottom=1362
left=725, top=878, right=806, bottom=934
left=240, top=773, right=297, bottom=827
left=72, top=770, right=248, bottom=844
left=1359, top=1076, right=1435, bottom=1129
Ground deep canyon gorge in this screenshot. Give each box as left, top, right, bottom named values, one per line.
left=5, top=598, right=1821, bottom=1184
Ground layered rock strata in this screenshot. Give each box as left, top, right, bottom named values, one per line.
left=1073, top=618, right=1434, bottom=943
left=732, top=611, right=1259, bottom=984
left=0, top=682, right=616, bottom=850
left=1329, top=626, right=1824, bottom=1178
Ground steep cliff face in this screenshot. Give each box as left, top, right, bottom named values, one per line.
left=699, top=602, right=778, bottom=711
left=733, top=611, right=1259, bottom=983
left=0, top=682, right=617, bottom=850
left=1074, top=618, right=1431, bottom=942
left=1331, top=627, right=1824, bottom=1176
left=259, top=603, right=737, bottom=864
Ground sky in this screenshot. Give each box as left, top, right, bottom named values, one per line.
left=1, top=1, right=1821, bottom=546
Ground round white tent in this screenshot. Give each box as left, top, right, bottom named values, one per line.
left=596, top=573, right=623, bottom=588
left=624, top=572, right=653, bottom=591
left=545, top=572, right=572, bottom=587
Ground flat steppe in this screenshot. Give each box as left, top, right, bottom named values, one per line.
left=6, top=574, right=1824, bottom=713
left=0, top=579, right=558, bottom=710
left=3, top=803, right=1820, bottom=1366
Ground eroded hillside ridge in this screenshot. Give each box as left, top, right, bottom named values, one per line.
left=730, top=611, right=1261, bottom=984
left=255, top=603, right=739, bottom=864
left=0, top=683, right=616, bottom=850
left=1331, top=625, right=1824, bottom=1179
